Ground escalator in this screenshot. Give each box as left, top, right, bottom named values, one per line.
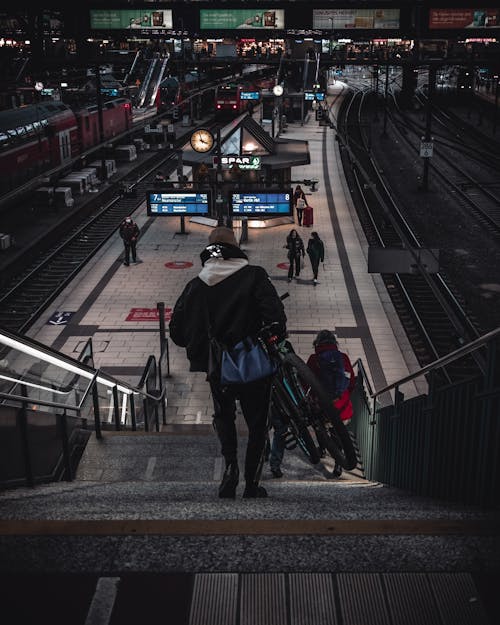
left=135, top=56, right=169, bottom=110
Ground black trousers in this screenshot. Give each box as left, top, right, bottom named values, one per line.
left=310, top=259, right=320, bottom=280
left=124, top=240, right=137, bottom=263
left=296, top=207, right=304, bottom=226
left=288, top=254, right=301, bottom=280
left=210, top=378, right=272, bottom=484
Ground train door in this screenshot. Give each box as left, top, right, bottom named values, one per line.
left=59, top=129, right=71, bottom=163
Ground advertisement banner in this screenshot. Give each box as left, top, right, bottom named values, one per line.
left=200, top=9, right=285, bottom=30
left=90, top=9, right=173, bottom=30
left=429, top=9, right=500, bottom=29
left=313, top=9, right=400, bottom=30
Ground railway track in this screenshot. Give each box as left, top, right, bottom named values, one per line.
left=336, top=90, right=483, bottom=383
left=0, top=119, right=223, bottom=334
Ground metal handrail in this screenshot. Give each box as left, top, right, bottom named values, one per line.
left=0, top=391, right=80, bottom=413
left=359, top=326, right=500, bottom=401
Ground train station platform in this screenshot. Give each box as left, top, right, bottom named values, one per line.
left=2, top=88, right=499, bottom=623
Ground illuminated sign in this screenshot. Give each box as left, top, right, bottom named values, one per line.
left=200, top=9, right=285, bottom=30
left=429, top=9, right=500, bottom=29
left=231, top=190, right=292, bottom=217
left=147, top=191, right=210, bottom=216
left=217, top=155, right=261, bottom=170
left=304, top=91, right=326, bottom=101
left=313, top=9, right=400, bottom=30
left=240, top=91, right=260, bottom=100
left=90, top=9, right=173, bottom=30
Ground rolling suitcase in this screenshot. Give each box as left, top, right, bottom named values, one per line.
left=303, top=205, right=314, bottom=227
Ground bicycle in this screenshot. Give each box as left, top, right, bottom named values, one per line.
left=259, top=318, right=357, bottom=472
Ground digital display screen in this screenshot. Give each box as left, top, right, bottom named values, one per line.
left=240, top=91, right=260, bottom=100
left=304, top=91, right=326, bottom=101
left=147, top=191, right=210, bottom=216
left=231, top=191, right=292, bottom=217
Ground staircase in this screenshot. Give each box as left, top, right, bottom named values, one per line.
left=1, top=426, right=498, bottom=624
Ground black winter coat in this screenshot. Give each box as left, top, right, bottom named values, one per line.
left=285, top=235, right=305, bottom=260
left=169, top=264, right=286, bottom=372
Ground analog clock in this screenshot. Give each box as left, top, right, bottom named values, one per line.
left=190, top=128, right=215, bottom=153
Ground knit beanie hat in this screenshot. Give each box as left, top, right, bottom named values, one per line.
left=208, top=227, right=238, bottom=247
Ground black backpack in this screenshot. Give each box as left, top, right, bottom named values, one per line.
left=317, top=349, right=350, bottom=399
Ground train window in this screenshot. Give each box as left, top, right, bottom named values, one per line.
left=0, top=132, right=8, bottom=144
left=16, top=127, right=26, bottom=135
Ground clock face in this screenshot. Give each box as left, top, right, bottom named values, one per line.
left=190, top=129, right=214, bottom=153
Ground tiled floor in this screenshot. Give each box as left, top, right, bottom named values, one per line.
left=27, top=89, right=426, bottom=426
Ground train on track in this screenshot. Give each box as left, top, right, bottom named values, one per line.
left=0, top=98, right=132, bottom=196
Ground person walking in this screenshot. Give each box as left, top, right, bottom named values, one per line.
left=284, top=229, right=305, bottom=282
left=169, top=227, right=287, bottom=499
left=119, top=216, right=140, bottom=266
left=306, top=231, right=325, bottom=285
left=307, top=329, right=356, bottom=477
left=269, top=329, right=356, bottom=479
left=293, top=185, right=308, bottom=227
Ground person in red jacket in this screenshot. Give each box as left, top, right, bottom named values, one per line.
left=268, top=328, right=355, bottom=479
left=306, top=329, right=356, bottom=477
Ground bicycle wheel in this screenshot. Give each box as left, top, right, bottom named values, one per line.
left=282, top=353, right=357, bottom=471
left=271, top=379, right=320, bottom=465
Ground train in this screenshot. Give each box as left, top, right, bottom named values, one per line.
left=215, top=82, right=264, bottom=118
left=0, top=98, right=132, bottom=196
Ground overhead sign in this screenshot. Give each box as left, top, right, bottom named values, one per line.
left=126, top=308, right=172, bottom=322
left=430, top=9, right=500, bottom=29
left=200, top=9, right=285, bottom=30
left=216, top=155, right=261, bottom=170
left=47, top=311, right=74, bottom=326
left=313, top=8, right=400, bottom=30
left=304, top=91, right=326, bottom=101
left=90, top=9, right=173, bottom=30
left=147, top=191, right=211, bottom=216
left=240, top=91, right=260, bottom=100
left=231, top=190, right=292, bottom=217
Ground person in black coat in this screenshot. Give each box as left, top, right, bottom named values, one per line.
left=119, top=216, right=140, bottom=266
left=285, top=229, right=305, bottom=282
left=169, top=227, right=287, bottom=499
left=306, top=231, right=325, bottom=285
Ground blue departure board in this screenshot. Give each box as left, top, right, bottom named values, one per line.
left=231, top=191, right=292, bottom=217
left=147, top=191, right=210, bottom=216
left=240, top=91, right=260, bottom=100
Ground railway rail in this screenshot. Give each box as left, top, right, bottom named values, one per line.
left=335, top=89, right=483, bottom=383
left=0, top=122, right=218, bottom=334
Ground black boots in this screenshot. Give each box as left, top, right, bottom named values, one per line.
left=242, top=483, right=268, bottom=498
left=219, top=462, right=239, bottom=499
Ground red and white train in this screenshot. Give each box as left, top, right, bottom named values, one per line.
left=0, top=98, right=132, bottom=196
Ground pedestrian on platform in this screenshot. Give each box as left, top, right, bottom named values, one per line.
left=306, top=231, right=325, bottom=285
left=169, top=227, right=287, bottom=499
left=284, top=229, right=305, bottom=282
left=119, top=216, right=140, bottom=266
left=293, top=185, right=308, bottom=226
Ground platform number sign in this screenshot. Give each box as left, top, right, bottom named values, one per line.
left=420, top=139, right=434, bottom=158
left=172, top=106, right=180, bottom=120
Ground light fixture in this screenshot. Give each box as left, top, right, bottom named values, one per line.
left=273, top=84, right=283, bottom=96
left=243, top=142, right=257, bottom=152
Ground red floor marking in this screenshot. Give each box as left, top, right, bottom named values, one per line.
left=126, top=308, right=172, bottom=322
left=277, top=262, right=290, bottom=270
left=165, top=261, right=193, bottom=269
